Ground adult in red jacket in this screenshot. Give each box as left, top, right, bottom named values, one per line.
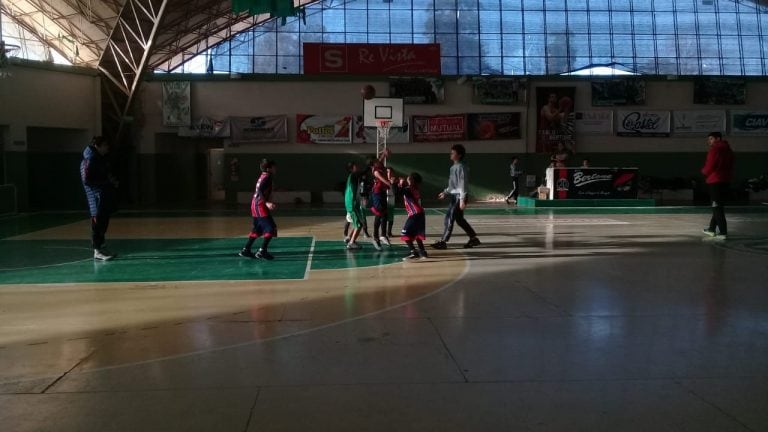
left=701, top=132, right=734, bottom=239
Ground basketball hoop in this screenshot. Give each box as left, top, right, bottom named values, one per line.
left=376, top=120, right=392, bottom=140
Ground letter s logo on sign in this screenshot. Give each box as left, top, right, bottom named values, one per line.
left=320, top=46, right=346, bottom=72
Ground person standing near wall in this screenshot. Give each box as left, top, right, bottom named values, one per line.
left=701, top=132, right=734, bottom=240
left=432, top=144, right=481, bottom=250
left=80, top=136, right=118, bottom=261
left=505, top=156, right=522, bottom=204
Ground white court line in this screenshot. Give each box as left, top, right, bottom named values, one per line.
left=304, top=237, right=316, bottom=280
left=0, top=258, right=92, bottom=272
left=467, top=218, right=629, bottom=226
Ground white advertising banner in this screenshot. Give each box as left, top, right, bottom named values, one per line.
left=575, top=111, right=613, bottom=134
left=673, top=111, right=726, bottom=134
left=617, top=110, right=671, bottom=137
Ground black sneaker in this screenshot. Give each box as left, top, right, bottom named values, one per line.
left=255, top=250, right=274, bottom=261
left=402, top=250, right=420, bottom=261
left=239, top=249, right=256, bottom=259
left=463, top=237, right=481, bottom=248
left=431, top=240, right=447, bottom=250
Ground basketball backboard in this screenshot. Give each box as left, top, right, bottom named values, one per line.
left=363, top=98, right=404, bottom=128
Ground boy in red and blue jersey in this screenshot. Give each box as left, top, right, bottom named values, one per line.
left=394, top=172, right=428, bottom=261
left=239, top=159, right=278, bottom=260
left=368, top=149, right=392, bottom=251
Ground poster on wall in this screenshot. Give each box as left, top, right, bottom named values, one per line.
left=591, top=79, right=646, bottom=106
left=467, top=113, right=521, bottom=140
left=230, top=116, right=288, bottom=143
left=617, top=110, right=671, bottom=137
left=472, top=77, right=528, bottom=105
left=388, top=77, right=444, bottom=104
left=536, top=87, right=576, bottom=154
left=673, top=111, right=726, bottom=135
left=412, top=115, right=466, bottom=142
left=575, top=111, right=613, bottom=134
left=353, top=116, right=409, bottom=144
left=296, top=114, right=353, bottom=144
left=694, top=78, right=746, bottom=105
left=162, top=82, right=191, bottom=127
left=178, top=117, right=231, bottom=138
left=731, top=111, right=768, bottom=135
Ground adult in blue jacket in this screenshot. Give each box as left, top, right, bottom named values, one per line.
left=80, top=136, right=118, bottom=260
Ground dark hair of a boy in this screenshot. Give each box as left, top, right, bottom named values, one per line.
left=451, top=144, right=466, bottom=159
left=260, top=158, right=276, bottom=172
left=410, top=172, right=423, bottom=185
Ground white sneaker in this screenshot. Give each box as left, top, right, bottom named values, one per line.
left=94, top=249, right=115, bottom=261
left=346, top=242, right=361, bottom=250
left=371, top=238, right=382, bottom=251
left=379, top=236, right=391, bottom=246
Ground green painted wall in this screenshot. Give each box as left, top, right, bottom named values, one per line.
left=3, top=152, right=29, bottom=211
left=10, top=151, right=768, bottom=210
left=224, top=152, right=768, bottom=203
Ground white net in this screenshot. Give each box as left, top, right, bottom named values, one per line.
left=376, top=120, right=392, bottom=164
left=376, top=120, right=392, bottom=140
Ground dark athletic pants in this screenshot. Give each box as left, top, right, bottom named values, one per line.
left=506, top=176, right=520, bottom=200
left=708, top=183, right=728, bottom=235
left=441, top=194, right=477, bottom=242
left=91, top=214, right=111, bottom=250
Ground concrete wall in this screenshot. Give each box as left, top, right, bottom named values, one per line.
left=133, top=76, right=768, bottom=205
left=137, top=77, right=768, bottom=154
left=0, top=62, right=101, bottom=210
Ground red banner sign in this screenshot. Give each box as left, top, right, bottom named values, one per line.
left=303, top=43, right=441, bottom=76
left=412, top=115, right=466, bottom=142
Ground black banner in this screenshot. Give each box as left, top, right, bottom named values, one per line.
left=552, top=168, right=639, bottom=199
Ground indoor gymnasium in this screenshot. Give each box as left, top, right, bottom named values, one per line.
left=1, top=0, right=768, bottom=431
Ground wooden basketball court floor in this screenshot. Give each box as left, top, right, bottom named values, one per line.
left=1, top=207, right=767, bottom=431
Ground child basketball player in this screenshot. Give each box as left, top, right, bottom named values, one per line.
left=239, top=159, right=278, bottom=260
left=395, top=173, right=428, bottom=261
left=385, top=166, right=396, bottom=238
left=369, top=149, right=392, bottom=250
left=344, top=162, right=364, bottom=250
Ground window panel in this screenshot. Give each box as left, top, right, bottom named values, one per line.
left=345, top=10, right=368, bottom=32
left=525, top=56, right=545, bottom=74
left=435, top=9, right=458, bottom=33
left=482, top=57, right=503, bottom=75
left=503, top=56, right=525, bottom=74
left=253, top=56, right=277, bottom=73
left=323, top=9, right=345, bottom=32
left=479, top=10, right=501, bottom=33
left=391, top=10, right=414, bottom=34
left=546, top=11, right=567, bottom=33
left=459, top=56, right=481, bottom=74
left=481, top=36, right=503, bottom=56
left=502, top=10, right=524, bottom=33
left=459, top=34, right=480, bottom=56
left=458, top=10, right=479, bottom=33
left=612, top=35, right=634, bottom=57
left=589, top=12, right=610, bottom=33
left=568, top=12, right=589, bottom=33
